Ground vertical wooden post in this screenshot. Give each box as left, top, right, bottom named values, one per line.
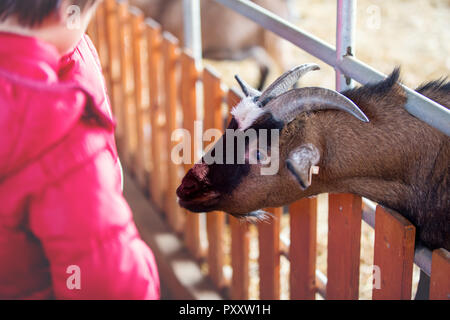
left=372, top=206, right=415, bottom=300
left=94, top=2, right=109, bottom=74
left=227, top=88, right=251, bottom=300
left=86, top=10, right=98, bottom=46
left=327, top=193, right=362, bottom=300
left=146, top=18, right=164, bottom=209
left=203, top=67, right=226, bottom=289
left=162, top=32, right=184, bottom=232
left=104, top=0, right=122, bottom=143
left=430, top=248, right=450, bottom=300
left=290, top=198, right=317, bottom=300
left=258, top=207, right=282, bottom=300
left=230, top=217, right=250, bottom=300
left=180, top=51, right=202, bottom=259
left=131, top=8, right=148, bottom=187
left=118, top=1, right=136, bottom=167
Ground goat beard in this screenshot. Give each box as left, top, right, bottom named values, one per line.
left=229, top=210, right=275, bottom=224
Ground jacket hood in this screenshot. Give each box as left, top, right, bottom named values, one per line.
left=0, top=33, right=113, bottom=180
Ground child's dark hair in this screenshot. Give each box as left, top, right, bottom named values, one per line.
left=0, top=0, right=96, bottom=27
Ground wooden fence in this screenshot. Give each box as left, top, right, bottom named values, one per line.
left=88, top=0, right=449, bottom=300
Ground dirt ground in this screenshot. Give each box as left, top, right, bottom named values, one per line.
left=208, top=0, right=449, bottom=300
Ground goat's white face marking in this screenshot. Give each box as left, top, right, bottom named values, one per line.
left=230, top=96, right=265, bottom=130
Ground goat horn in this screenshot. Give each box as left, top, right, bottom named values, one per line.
left=234, top=75, right=261, bottom=98
left=265, top=87, right=370, bottom=123
left=259, top=63, right=320, bottom=106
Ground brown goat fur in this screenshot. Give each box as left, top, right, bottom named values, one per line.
left=315, top=70, right=449, bottom=250
left=280, top=70, right=449, bottom=249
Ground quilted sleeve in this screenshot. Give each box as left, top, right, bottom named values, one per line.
left=29, top=146, right=160, bottom=300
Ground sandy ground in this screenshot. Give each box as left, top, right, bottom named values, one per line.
left=207, top=0, right=449, bottom=300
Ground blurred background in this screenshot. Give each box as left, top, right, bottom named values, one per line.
left=203, top=0, right=450, bottom=90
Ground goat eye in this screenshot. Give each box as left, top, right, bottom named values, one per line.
left=255, top=149, right=267, bottom=163
left=256, top=150, right=262, bottom=161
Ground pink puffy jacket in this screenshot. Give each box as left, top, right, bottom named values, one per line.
left=0, top=32, right=160, bottom=299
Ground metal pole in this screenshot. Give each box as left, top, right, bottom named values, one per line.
left=183, top=0, right=203, bottom=66
left=336, top=0, right=356, bottom=91
left=362, top=199, right=432, bottom=276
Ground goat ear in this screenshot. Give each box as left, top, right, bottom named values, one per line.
left=285, top=144, right=320, bottom=190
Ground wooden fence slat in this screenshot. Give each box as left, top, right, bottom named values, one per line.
left=95, top=2, right=109, bottom=73
left=206, top=211, right=225, bottom=289
left=227, top=88, right=242, bottom=114
left=258, top=207, right=282, bottom=300
left=289, top=198, right=317, bottom=300
left=372, top=206, right=415, bottom=300
left=429, top=248, right=450, bottom=300
left=146, top=19, right=164, bottom=209
left=227, top=88, right=250, bottom=300
left=203, top=67, right=223, bottom=134
left=104, top=0, right=122, bottom=143
left=162, top=33, right=184, bottom=232
left=230, top=217, right=250, bottom=300
left=203, top=68, right=226, bottom=289
left=86, top=10, right=98, bottom=47
left=117, top=1, right=136, bottom=167
left=131, top=9, right=148, bottom=187
left=327, top=193, right=362, bottom=300
left=181, top=51, right=202, bottom=259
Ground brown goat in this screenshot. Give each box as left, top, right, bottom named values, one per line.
left=177, top=66, right=450, bottom=252
left=129, top=0, right=292, bottom=89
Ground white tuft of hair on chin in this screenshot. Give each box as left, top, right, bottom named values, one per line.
left=236, top=210, right=275, bottom=224
left=231, top=96, right=265, bottom=130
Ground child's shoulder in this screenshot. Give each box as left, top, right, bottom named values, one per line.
left=0, top=33, right=114, bottom=183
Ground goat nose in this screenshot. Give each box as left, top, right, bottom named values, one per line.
left=177, top=176, right=200, bottom=199
left=183, top=178, right=198, bottom=192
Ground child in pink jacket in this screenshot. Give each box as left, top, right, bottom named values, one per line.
left=0, top=0, right=160, bottom=299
